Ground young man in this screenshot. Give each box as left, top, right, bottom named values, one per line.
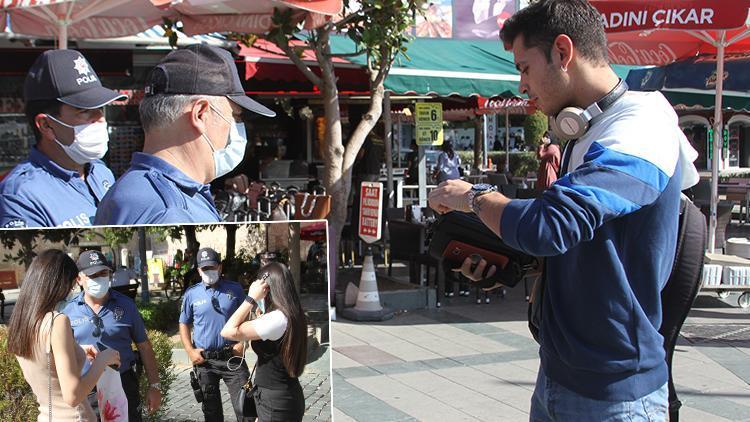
left=179, top=247, right=248, bottom=421
left=428, top=0, right=699, bottom=419
left=94, top=44, right=275, bottom=225
left=63, top=250, right=161, bottom=421
left=0, top=50, right=126, bottom=227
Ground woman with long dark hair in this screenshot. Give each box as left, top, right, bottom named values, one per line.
left=8, top=249, right=120, bottom=421
left=221, top=262, right=308, bottom=421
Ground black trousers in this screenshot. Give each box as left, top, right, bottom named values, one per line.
left=87, top=367, right=142, bottom=422
left=254, top=381, right=305, bottom=422
left=195, top=358, right=250, bottom=421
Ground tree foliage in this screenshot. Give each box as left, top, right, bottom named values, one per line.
left=523, top=110, right=549, bottom=149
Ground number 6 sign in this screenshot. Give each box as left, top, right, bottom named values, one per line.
left=415, top=103, right=444, bottom=146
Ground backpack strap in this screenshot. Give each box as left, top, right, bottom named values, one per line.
left=659, top=195, right=707, bottom=421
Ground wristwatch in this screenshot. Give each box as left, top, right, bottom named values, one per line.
left=245, top=295, right=258, bottom=312
left=467, top=183, right=497, bottom=213
left=149, top=382, right=161, bottom=390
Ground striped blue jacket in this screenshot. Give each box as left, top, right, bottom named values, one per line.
left=501, top=91, right=698, bottom=401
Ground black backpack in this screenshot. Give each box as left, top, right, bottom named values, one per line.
left=528, top=195, right=706, bottom=421
left=659, top=196, right=706, bottom=421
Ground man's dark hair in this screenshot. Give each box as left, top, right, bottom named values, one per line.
left=500, top=0, right=609, bottom=65
left=24, top=99, right=63, bottom=142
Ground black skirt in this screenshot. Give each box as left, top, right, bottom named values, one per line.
left=254, top=380, right=305, bottom=422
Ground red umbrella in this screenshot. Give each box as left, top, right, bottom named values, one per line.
left=591, top=0, right=750, bottom=252
left=300, top=221, right=327, bottom=242
left=1, top=0, right=342, bottom=49
left=1, top=0, right=167, bottom=49
left=149, top=0, right=343, bottom=35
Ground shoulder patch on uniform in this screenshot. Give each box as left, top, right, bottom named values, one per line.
left=113, top=306, right=125, bottom=321
left=3, top=219, right=26, bottom=228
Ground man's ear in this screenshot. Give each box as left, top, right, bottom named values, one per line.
left=35, top=113, right=56, bottom=141
left=189, top=98, right=212, bottom=134
left=552, top=34, right=574, bottom=71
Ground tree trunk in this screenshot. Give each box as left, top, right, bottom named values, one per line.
left=320, top=72, right=385, bottom=301
left=225, top=224, right=237, bottom=261
left=280, top=27, right=389, bottom=303
left=19, top=232, right=35, bottom=270
left=183, top=226, right=200, bottom=266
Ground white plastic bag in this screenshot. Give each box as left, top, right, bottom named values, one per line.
left=96, top=367, right=128, bottom=422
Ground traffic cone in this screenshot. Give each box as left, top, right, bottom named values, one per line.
left=341, top=248, right=394, bottom=321
left=344, top=282, right=359, bottom=307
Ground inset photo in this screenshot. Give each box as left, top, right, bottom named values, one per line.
left=0, top=221, right=331, bottom=422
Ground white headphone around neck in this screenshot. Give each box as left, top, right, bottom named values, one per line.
left=549, top=79, right=629, bottom=141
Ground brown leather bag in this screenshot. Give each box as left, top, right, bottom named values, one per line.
left=294, top=193, right=331, bottom=220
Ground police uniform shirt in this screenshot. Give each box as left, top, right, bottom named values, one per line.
left=0, top=148, right=114, bottom=228
left=62, top=290, right=147, bottom=373
left=94, top=152, right=220, bottom=225
left=179, top=279, right=245, bottom=351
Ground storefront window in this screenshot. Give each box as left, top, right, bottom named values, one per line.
left=681, top=123, right=709, bottom=170
left=728, top=125, right=741, bottom=168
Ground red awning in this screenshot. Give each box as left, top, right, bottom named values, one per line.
left=239, top=39, right=368, bottom=90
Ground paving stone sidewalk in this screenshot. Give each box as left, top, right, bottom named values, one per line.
left=332, top=273, right=750, bottom=422
left=163, top=345, right=331, bottom=421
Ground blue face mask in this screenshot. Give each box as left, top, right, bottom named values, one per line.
left=257, top=272, right=271, bottom=314
left=56, top=289, right=78, bottom=311
left=257, top=298, right=266, bottom=314
left=202, top=105, right=248, bottom=180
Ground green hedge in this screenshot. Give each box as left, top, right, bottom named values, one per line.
left=0, top=327, right=38, bottom=421
left=0, top=327, right=176, bottom=422
left=137, top=299, right=181, bottom=332
left=138, top=329, right=177, bottom=422
left=457, top=151, right=540, bottom=178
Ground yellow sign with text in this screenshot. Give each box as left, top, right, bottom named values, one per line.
left=415, top=103, right=443, bottom=146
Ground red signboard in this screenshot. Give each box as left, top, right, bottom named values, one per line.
left=0, top=271, right=17, bottom=289
left=593, top=1, right=750, bottom=33
left=591, top=0, right=750, bottom=66
left=358, top=182, right=383, bottom=244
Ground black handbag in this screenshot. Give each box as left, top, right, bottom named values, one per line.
left=428, top=211, right=538, bottom=288
left=239, top=362, right=258, bottom=418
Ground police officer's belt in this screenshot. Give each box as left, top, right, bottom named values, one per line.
left=201, top=347, right=233, bottom=360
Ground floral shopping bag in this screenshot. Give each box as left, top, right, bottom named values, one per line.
left=96, top=367, right=128, bottom=422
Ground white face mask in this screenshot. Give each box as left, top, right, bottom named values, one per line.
left=46, top=114, right=109, bottom=165
left=201, top=269, right=219, bottom=286
left=86, top=276, right=111, bottom=299
left=202, top=105, right=248, bottom=180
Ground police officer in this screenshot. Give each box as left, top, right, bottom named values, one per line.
left=0, top=50, right=127, bottom=228
left=94, top=44, right=276, bottom=225
left=62, top=250, right=162, bottom=421
left=179, top=247, right=249, bottom=421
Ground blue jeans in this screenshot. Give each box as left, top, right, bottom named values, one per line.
left=530, top=365, right=668, bottom=421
